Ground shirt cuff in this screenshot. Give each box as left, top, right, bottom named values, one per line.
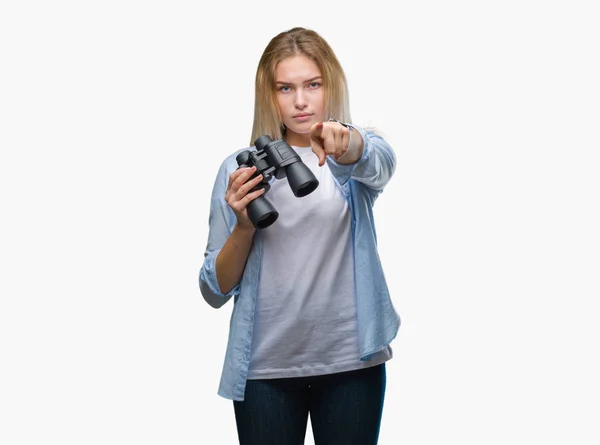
left=200, top=250, right=241, bottom=298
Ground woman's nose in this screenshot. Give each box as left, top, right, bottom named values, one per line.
left=294, top=91, right=307, bottom=109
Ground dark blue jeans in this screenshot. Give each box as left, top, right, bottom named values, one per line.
left=233, top=363, right=386, bottom=445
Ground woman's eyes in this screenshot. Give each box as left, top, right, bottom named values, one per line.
left=278, top=82, right=321, bottom=92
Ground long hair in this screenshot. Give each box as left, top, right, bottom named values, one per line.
left=250, top=27, right=352, bottom=146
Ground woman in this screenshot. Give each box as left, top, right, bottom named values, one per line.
left=199, top=27, right=400, bottom=445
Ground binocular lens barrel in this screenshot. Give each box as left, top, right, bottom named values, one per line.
left=247, top=197, right=279, bottom=229
left=285, top=162, right=319, bottom=197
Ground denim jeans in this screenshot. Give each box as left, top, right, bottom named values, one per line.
left=233, top=363, right=386, bottom=445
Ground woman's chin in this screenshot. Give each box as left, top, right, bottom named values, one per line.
left=286, top=123, right=312, bottom=135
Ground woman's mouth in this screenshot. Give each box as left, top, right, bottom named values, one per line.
left=293, top=113, right=313, bottom=122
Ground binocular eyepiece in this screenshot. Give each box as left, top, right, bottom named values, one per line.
left=235, top=135, right=319, bottom=229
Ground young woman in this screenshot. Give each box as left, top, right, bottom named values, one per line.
left=199, top=27, right=400, bottom=445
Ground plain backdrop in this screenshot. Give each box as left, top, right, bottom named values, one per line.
left=1, top=1, right=599, bottom=444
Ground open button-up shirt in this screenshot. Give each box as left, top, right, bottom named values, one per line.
left=199, top=125, right=401, bottom=401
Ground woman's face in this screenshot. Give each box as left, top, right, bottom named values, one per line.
left=274, top=54, right=325, bottom=146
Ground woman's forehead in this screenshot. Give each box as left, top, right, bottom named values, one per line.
left=275, top=55, right=321, bottom=82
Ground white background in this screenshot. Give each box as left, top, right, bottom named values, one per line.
left=1, top=1, right=599, bottom=444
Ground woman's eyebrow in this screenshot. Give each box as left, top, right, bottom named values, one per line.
left=276, top=76, right=322, bottom=85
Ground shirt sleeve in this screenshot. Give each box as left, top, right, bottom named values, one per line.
left=326, top=125, right=397, bottom=192
left=198, top=160, right=241, bottom=309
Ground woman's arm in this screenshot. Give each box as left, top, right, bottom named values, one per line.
left=199, top=158, right=264, bottom=308
left=214, top=224, right=255, bottom=295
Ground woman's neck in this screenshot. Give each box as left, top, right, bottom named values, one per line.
left=283, top=130, right=310, bottom=147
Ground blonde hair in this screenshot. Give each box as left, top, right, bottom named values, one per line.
left=250, top=27, right=352, bottom=146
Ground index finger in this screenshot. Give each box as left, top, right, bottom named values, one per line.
left=310, top=121, right=324, bottom=138
left=311, top=139, right=326, bottom=167
left=310, top=122, right=326, bottom=166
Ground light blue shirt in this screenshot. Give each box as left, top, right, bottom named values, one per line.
left=199, top=125, right=401, bottom=401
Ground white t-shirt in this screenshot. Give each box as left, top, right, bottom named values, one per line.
left=246, top=146, right=391, bottom=379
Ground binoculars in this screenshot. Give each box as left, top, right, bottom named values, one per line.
left=235, top=135, right=319, bottom=229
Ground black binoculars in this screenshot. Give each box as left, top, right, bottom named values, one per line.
left=235, top=135, right=319, bottom=229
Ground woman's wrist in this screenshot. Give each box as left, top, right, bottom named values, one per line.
left=336, top=127, right=364, bottom=164
left=233, top=221, right=256, bottom=237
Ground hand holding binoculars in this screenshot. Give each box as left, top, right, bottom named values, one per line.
left=235, top=135, right=319, bottom=229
